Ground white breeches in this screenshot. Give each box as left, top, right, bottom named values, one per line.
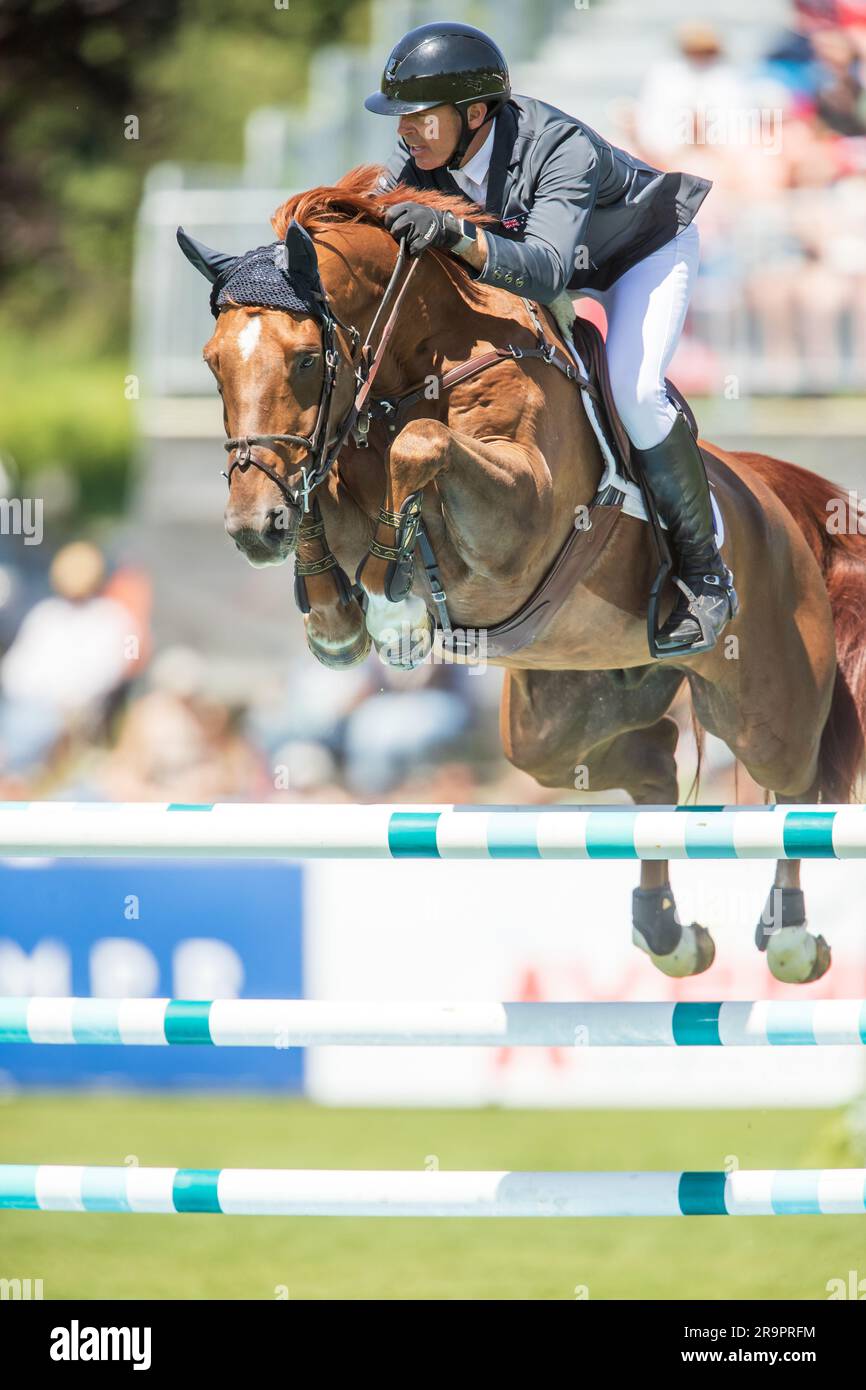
left=580, top=221, right=701, bottom=450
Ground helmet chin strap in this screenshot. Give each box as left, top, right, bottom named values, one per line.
left=446, top=103, right=481, bottom=169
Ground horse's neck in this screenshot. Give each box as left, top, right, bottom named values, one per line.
left=328, top=237, right=606, bottom=515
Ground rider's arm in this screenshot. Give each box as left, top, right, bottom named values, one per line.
left=455, top=231, right=489, bottom=274
left=466, top=125, right=601, bottom=304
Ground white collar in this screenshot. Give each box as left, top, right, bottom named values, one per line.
left=453, top=120, right=495, bottom=190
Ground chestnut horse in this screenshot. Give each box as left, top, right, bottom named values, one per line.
left=180, top=167, right=866, bottom=985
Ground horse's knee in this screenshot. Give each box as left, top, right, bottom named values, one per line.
left=388, top=419, right=452, bottom=485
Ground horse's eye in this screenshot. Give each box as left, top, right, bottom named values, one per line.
left=299, top=355, right=316, bottom=370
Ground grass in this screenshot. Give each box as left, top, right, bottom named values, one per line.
left=1, top=1094, right=863, bottom=1300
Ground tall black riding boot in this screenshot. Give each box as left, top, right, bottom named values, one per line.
left=633, top=412, right=739, bottom=658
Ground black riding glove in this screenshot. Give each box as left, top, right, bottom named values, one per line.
left=383, top=202, right=463, bottom=256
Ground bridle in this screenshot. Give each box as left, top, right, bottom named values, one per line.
left=222, top=239, right=421, bottom=514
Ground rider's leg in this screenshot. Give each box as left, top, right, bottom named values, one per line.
left=603, top=222, right=738, bottom=657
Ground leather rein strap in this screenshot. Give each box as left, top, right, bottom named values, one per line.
left=355, top=243, right=422, bottom=415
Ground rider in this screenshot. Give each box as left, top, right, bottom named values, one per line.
left=365, top=20, right=738, bottom=659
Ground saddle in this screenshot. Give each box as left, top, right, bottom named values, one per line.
left=571, top=314, right=698, bottom=478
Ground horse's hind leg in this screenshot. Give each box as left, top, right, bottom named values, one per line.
left=684, top=604, right=835, bottom=985
left=755, top=789, right=831, bottom=984
left=591, top=730, right=717, bottom=978
left=501, top=665, right=715, bottom=977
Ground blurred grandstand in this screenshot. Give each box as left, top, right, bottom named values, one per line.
left=4, top=4, right=866, bottom=1303
left=2, top=0, right=866, bottom=805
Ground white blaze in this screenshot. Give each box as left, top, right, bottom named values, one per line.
left=237, top=317, right=262, bottom=361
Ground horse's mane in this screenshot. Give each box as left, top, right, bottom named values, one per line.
left=271, top=165, right=496, bottom=304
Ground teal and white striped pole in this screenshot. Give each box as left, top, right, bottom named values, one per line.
left=2, top=998, right=866, bottom=1047
left=1, top=1166, right=864, bottom=1216
left=2, top=802, right=866, bottom=859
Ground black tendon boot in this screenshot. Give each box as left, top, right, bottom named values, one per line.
left=633, top=413, right=739, bottom=657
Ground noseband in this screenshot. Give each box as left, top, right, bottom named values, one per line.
left=222, top=239, right=419, bottom=513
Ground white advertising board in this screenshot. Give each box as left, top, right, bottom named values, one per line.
left=303, top=856, right=866, bottom=1108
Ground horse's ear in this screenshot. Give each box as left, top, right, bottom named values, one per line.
left=283, top=220, right=319, bottom=279
left=176, top=227, right=237, bottom=283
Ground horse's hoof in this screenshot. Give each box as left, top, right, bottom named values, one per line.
left=633, top=920, right=716, bottom=978
left=766, top=926, right=832, bottom=984
left=305, top=624, right=371, bottom=669
left=632, top=886, right=681, bottom=955
left=755, top=886, right=805, bottom=952
left=373, top=607, right=435, bottom=670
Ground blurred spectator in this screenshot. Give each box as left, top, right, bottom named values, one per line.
left=621, top=2, right=866, bottom=392
left=341, top=660, right=476, bottom=796
left=745, top=167, right=866, bottom=388
left=811, top=26, right=866, bottom=133
left=0, top=562, right=26, bottom=653
left=764, top=10, right=866, bottom=130
left=269, top=738, right=347, bottom=801
left=243, top=654, right=370, bottom=765
left=0, top=541, right=138, bottom=784
left=99, top=645, right=269, bottom=802
left=634, top=23, right=754, bottom=167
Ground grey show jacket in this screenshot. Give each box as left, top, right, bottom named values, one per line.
left=377, top=94, right=711, bottom=303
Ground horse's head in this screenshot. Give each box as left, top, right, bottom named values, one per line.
left=178, top=220, right=359, bottom=566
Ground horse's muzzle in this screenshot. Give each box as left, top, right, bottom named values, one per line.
left=225, top=506, right=298, bottom=566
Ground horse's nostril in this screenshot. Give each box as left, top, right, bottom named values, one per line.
left=265, top=506, right=294, bottom=543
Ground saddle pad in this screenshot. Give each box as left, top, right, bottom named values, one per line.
left=565, top=319, right=724, bottom=548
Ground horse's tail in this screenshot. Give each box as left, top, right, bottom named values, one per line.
left=736, top=452, right=866, bottom=803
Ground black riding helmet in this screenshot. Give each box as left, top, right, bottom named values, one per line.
left=364, top=21, right=510, bottom=169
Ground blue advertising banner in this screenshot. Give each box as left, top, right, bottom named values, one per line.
left=0, top=858, right=304, bottom=1091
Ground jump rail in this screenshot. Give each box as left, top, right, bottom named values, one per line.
left=2, top=1166, right=865, bottom=1216
left=1, top=802, right=866, bottom=859
left=5, top=802, right=865, bottom=1230
left=3, top=998, right=866, bottom=1047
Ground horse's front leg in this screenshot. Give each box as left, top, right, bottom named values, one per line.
left=356, top=418, right=553, bottom=665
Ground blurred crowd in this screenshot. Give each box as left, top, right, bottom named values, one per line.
left=0, top=532, right=748, bottom=808
left=0, top=538, right=523, bottom=806
left=617, top=0, right=866, bottom=391
left=2, top=2, right=860, bottom=806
